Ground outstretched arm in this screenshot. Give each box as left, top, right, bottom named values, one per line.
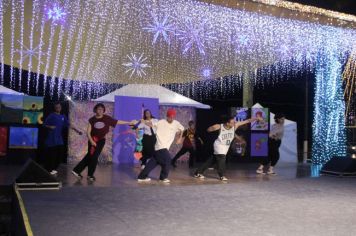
left=235, top=117, right=259, bottom=129
left=69, top=125, right=83, bottom=135
left=117, top=120, right=136, bottom=125
left=207, top=124, right=221, bottom=132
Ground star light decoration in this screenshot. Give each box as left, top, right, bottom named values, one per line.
left=15, top=40, right=43, bottom=64
left=122, top=53, right=151, bottom=78
left=176, top=17, right=216, bottom=55
left=143, top=14, right=175, bottom=45
left=45, top=3, right=67, bottom=25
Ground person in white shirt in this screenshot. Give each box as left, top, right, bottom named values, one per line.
left=194, top=115, right=258, bottom=181
left=256, top=113, right=285, bottom=175
left=137, top=108, right=184, bottom=183
left=137, top=109, right=158, bottom=169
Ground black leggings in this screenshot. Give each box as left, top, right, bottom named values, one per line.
left=140, top=134, right=156, bottom=165
left=45, top=145, right=64, bottom=171
left=196, top=154, right=226, bottom=177
left=73, top=139, right=106, bottom=177
left=262, top=139, right=281, bottom=166
left=171, top=147, right=196, bottom=167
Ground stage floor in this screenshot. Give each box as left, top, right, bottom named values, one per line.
left=18, top=162, right=356, bottom=236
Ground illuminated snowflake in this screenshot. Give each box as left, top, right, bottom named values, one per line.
left=176, top=18, right=215, bottom=55
left=45, top=3, right=67, bottom=25
left=143, top=14, right=175, bottom=45
left=122, top=53, right=151, bottom=78
left=15, top=40, right=43, bottom=64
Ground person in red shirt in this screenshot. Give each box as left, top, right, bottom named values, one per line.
left=72, top=103, right=135, bottom=181
left=171, top=120, right=203, bottom=168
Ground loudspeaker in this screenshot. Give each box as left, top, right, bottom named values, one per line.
left=321, top=155, right=356, bottom=176
left=15, top=159, right=62, bottom=190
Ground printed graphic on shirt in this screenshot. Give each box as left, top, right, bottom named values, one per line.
left=94, top=121, right=105, bottom=129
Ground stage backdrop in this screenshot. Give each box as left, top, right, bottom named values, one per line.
left=68, top=102, right=196, bottom=164
left=113, top=96, right=159, bottom=164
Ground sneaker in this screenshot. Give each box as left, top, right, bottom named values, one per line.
left=160, top=179, right=171, bottom=183
left=87, top=176, right=96, bottom=181
left=141, top=165, right=145, bottom=170
left=71, top=170, right=83, bottom=179
left=194, top=173, right=205, bottom=179
left=137, top=177, right=151, bottom=182
left=50, top=170, right=57, bottom=175
left=267, top=170, right=277, bottom=175
left=219, top=176, right=228, bottom=181
left=256, top=168, right=265, bottom=174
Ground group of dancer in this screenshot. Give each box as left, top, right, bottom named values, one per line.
left=44, top=102, right=285, bottom=183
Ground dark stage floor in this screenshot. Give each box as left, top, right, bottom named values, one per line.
left=17, top=162, right=356, bottom=236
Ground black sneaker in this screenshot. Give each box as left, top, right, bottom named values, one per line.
left=71, top=170, right=83, bottom=179
left=87, top=176, right=96, bottom=181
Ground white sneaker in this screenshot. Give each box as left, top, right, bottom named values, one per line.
left=219, top=176, right=228, bottom=181
left=194, top=173, right=205, bottom=179
left=50, top=170, right=57, bottom=175
left=160, top=179, right=171, bottom=183
left=137, top=178, right=151, bottom=182
left=141, top=165, right=145, bottom=170
left=267, top=169, right=277, bottom=175
left=256, top=168, right=265, bottom=174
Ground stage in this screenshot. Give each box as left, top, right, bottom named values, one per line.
left=13, top=162, right=356, bottom=236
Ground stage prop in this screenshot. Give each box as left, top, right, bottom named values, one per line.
left=113, top=96, right=159, bottom=164
left=15, top=159, right=61, bottom=190
left=9, top=127, right=38, bottom=149
left=320, top=155, right=356, bottom=176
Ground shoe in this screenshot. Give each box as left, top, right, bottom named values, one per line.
left=194, top=173, right=205, bottom=179
left=50, top=170, right=57, bottom=175
left=267, top=170, right=277, bottom=175
left=141, top=165, right=145, bottom=170
left=256, top=168, right=265, bottom=174
left=87, top=176, right=96, bottom=181
left=137, top=178, right=151, bottom=182
left=219, top=176, right=228, bottom=181
left=71, top=170, right=83, bottom=179
left=160, top=179, right=171, bottom=183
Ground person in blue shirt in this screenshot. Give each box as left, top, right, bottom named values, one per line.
left=44, top=102, right=82, bottom=175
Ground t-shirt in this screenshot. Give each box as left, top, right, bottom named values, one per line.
left=44, top=113, right=69, bottom=147
left=182, top=128, right=198, bottom=148
left=138, top=118, right=158, bottom=135
left=154, top=119, right=184, bottom=151
left=269, top=123, right=284, bottom=140
left=89, top=115, right=118, bottom=140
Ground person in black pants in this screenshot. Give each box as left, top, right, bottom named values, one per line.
left=137, top=108, right=184, bottom=183
left=43, top=102, right=82, bottom=175
left=171, top=120, right=203, bottom=168
left=137, top=109, right=158, bottom=169
left=256, top=113, right=285, bottom=175
left=72, top=103, right=135, bottom=181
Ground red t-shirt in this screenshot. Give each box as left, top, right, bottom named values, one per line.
left=89, top=115, right=118, bottom=140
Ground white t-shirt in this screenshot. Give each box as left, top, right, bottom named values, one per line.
left=154, top=119, right=184, bottom=151
left=138, top=119, right=158, bottom=135
left=213, top=124, right=235, bottom=155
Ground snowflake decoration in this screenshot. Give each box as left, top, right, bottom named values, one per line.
left=176, top=18, right=215, bottom=55
left=15, top=40, right=44, bottom=64
left=143, top=14, right=175, bottom=45
left=45, top=3, right=67, bottom=25
left=122, top=53, right=151, bottom=78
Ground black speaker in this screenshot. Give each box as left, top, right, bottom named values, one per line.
left=321, top=155, right=356, bottom=176
left=15, top=159, right=62, bottom=190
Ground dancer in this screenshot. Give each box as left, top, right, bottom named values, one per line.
left=72, top=103, right=135, bottom=181
left=44, top=102, right=82, bottom=175
left=256, top=113, right=285, bottom=175
left=194, top=115, right=258, bottom=181
left=137, top=108, right=184, bottom=183
left=137, top=109, right=158, bottom=169
left=171, top=120, right=203, bottom=168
